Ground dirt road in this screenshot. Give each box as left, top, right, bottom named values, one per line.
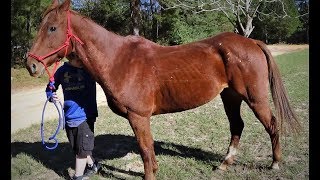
left=11, top=84, right=107, bottom=134
left=11, top=44, right=308, bottom=134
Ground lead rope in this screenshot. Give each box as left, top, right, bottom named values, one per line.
left=40, top=80, right=65, bottom=150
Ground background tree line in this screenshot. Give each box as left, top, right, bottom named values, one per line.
left=11, top=0, right=309, bottom=68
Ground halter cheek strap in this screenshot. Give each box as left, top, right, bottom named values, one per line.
left=28, top=10, right=84, bottom=81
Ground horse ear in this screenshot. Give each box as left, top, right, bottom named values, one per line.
left=49, top=0, right=60, bottom=9
left=58, top=0, right=71, bottom=11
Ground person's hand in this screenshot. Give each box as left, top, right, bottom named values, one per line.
left=51, top=92, right=59, bottom=103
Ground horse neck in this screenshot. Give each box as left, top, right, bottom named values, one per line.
left=69, top=11, right=125, bottom=83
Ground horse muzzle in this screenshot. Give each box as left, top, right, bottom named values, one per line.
left=26, top=57, right=45, bottom=77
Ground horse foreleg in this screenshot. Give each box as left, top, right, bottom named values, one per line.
left=128, top=112, right=158, bottom=180
left=219, top=88, right=244, bottom=171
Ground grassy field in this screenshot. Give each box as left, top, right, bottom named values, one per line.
left=11, top=67, right=48, bottom=92
left=11, top=49, right=309, bottom=180
left=11, top=60, right=67, bottom=93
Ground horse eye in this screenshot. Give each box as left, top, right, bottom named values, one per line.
left=49, top=26, right=56, bottom=32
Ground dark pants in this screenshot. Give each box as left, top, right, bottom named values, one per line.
left=66, top=119, right=95, bottom=158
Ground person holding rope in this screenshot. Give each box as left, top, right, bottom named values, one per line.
left=45, top=53, right=100, bottom=180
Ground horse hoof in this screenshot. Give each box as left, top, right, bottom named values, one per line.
left=217, top=164, right=228, bottom=171
left=271, top=162, right=280, bottom=170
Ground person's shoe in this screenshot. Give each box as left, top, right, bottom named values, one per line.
left=84, top=161, right=101, bottom=176
left=71, top=174, right=89, bottom=180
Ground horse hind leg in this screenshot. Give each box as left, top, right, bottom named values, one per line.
left=218, top=88, right=244, bottom=171
left=246, top=99, right=281, bottom=170
left=127, top=112, right=158, bottom=180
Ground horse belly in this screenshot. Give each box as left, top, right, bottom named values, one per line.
left=155, top=77, right=227, bottom=114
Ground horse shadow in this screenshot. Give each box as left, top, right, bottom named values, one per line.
left=11, top=134, right=224, bottom=179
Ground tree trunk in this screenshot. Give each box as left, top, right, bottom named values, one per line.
left=26, top=14, right=31, bottom=34
left=130, top=0, right=141, bottom=36
left=150, top=0, right=159, bottom=41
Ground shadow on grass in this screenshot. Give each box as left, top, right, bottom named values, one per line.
left=11, top=134, right=223, bottom=179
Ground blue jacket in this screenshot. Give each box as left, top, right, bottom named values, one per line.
left=46, top=62, right=98, bottom=127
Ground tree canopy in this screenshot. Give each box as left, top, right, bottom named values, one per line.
left=11, top=0, right=51, bottom=68
left=250, top=0, right=302, bottom=43
left=11, top=0, right=308, bottom=68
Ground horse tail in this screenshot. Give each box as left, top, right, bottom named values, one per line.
left=255, top=40, right=301, bottom=134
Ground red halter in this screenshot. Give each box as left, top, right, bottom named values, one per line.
left=28, top=10, right=84, bottom=82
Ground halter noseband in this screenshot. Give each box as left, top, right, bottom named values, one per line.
left=28, top=10, right=84, bottom=82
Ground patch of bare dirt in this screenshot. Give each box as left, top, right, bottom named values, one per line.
left=267, top=44, right=309, bottom=56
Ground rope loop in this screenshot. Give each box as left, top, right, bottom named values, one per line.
left=41, top=94, right=65, bottom=150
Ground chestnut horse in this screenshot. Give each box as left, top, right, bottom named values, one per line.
left=26, top=0, right=300, bottom=179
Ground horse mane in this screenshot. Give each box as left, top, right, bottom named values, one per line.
left=42, top=5, right=58, bottom=18
left=42, top=0, right=72, bottom=18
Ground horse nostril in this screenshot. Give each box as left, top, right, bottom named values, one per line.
left=31, top=63, right=37, bottom=73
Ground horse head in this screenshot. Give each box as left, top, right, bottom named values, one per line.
left=26, top=0, right=73, bottom=78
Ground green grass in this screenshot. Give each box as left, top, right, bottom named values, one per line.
left=11, top=67, right=50, bottom=93
left=11, top=61, right=66, bottom=92
left=11, top=49, right=309, bottom=180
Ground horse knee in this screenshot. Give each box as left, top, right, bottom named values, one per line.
left=140, top=148, right=152, bottom=161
